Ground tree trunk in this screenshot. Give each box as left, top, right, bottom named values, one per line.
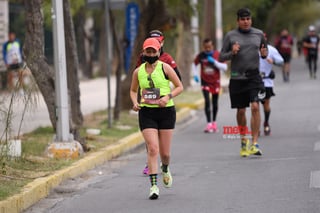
left=110, top=10, right=123, bottom=121
left=24, top=0, right=57, bottom=129
left=98, top=15, right=107, bottom=77
left=203, top=0, right=214, bottom=40
left=63, top=0, right=83, bottom=127
left=176, top=21, right=192, bottom=89
left=24, top=0, right=87, bottom=150
left=63, top=0, right=87, bottom=150
left=120, top=0, right=171, bottom=110
left=74, top=6, right=93, bottom=79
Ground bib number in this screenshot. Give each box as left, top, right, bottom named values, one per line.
left=204, top=66, right=214, bottom=74
left=141, top=88, right=160, bottom=105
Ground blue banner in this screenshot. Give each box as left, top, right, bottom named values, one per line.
left=124, top=2, right=139, bottom=73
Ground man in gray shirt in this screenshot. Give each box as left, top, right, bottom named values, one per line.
left=219, top=8, right=268, bottom=157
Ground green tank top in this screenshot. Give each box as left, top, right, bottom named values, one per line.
left=138, top=61, right=174, bottom=108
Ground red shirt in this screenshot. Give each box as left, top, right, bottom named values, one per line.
left=275, top=35, right=293, bottom=55
left=194, top=51, right=220, bottom=84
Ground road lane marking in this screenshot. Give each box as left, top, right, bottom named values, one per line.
left=310, top=170, right=320, bottom=188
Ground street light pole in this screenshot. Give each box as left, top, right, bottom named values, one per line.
left=191, top=0, right=200, bottom=55
left=215, top=0, right=223, bottom=51
left=47, top=0, right=83, bottom=159
left=52, top=0, right=70, bottom=142
left=105, top=0, right=112, bottom=128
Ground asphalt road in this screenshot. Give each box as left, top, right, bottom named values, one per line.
left=24, top=56, right=320, bottom=213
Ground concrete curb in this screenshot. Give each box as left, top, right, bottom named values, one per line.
left=0, top=103, right=203, bottom=213
left=176, top=99, right=204, bottom=111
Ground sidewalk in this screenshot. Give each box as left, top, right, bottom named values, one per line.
left=0, top=77, right=115, bottom=136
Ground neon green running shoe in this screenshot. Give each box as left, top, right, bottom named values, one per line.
left=240, top=139, right=250, bottom=157
left=149, top=185, right=159, bottom=200
left=249, top=143, right=262, bottom=156
left=162, top=167, right=173, bottom=188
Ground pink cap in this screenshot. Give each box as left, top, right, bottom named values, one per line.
left=143, top=38, right=161, bottom=50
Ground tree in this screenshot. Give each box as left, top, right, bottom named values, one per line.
left=24, top=0, right=88, bottom=151
left=220, top=0, right=320, bottom=40
left=168, top=0, right=193, bottom=89
left=110, top=9, right=124, bottom=121
left=120, top=0, right=193, bottom=110
left=120, top=0, right=172, bottom=109
left=74, top=5, right=94, bottom=79
left=203, top=0, right=214, bottom=39
left=63, top=0, right=87, bottom=150
left=24, top=0, right=56, bottom=128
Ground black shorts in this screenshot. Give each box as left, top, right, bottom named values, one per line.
left=281, top=53, right=291, bottom=63
left=229, top=77, right=265, bottom=108
left=139, top=106, right=176, bottom=130
left=230, top=88, right=265, bottom=108
left=265, top=87, right=275, bottom=99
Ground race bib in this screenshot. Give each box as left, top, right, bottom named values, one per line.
left=204, top=66, right=214, bottom=74
left=141, top=88, right=160, bottom=105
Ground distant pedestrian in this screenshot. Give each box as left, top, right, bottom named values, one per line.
left=296, top=38, right=303, bottom=57
left=192, top=38, right=227, bottom=133
left=219, top=7, right=268, bottom=157
left=259, top=33, right=284, bottom=136
left=136, top=30, right=181, bottom=176
left=130, top=38, right=183, bottom=199
left=274, top=29, right=294, bottom=82
left=2, top=32, right=24, bottom=90
left=303, top=25, right=320, bottom=79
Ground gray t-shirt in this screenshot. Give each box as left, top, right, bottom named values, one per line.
left=219, top=27, right=267, bottom=79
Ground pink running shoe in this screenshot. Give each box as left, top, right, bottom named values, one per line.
left=204, top=123, right=213, bottom=133
left=142, top=165, right=149, bottom=175
left=211, top=121, right=218, bottom=132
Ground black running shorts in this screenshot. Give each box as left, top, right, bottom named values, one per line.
left=264, top=87, right=275, bottom=99
left=229, top=75, right=265, bottom=109
left=139, top=106, right=176, bottom=130
left=280, top=53, right=291, bottom=63
left=230, top=88, right=263, bottom=108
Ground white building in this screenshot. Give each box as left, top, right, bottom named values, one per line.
left=0, top=0, right=8, bottom=72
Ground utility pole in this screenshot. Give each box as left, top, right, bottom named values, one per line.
left=52, top=0, right=70, bottom=142
left=0, top=0, right=8, bottom=73
left=215, top=0, right=223, bottom=51
left=191, top=0, right=199, bottom=55
left=105, top=0, right=112, bottom=128
left=190, top=0, right=200, bottom=86
left=47, top=0, right=83, bottom=159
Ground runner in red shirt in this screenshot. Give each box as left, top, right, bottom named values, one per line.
left=193, top=38, right=227, bottom=133
left=275, top=29, right=294, bottom=82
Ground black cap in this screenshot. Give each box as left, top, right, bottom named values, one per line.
left=148, top=30, right=164, bottom=42
left=237, top=8, right=251, bottom=18
left=149, top=30, right=163, bottom=37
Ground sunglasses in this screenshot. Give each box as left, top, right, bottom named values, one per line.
left=147, top=74, right=155, bottom=88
